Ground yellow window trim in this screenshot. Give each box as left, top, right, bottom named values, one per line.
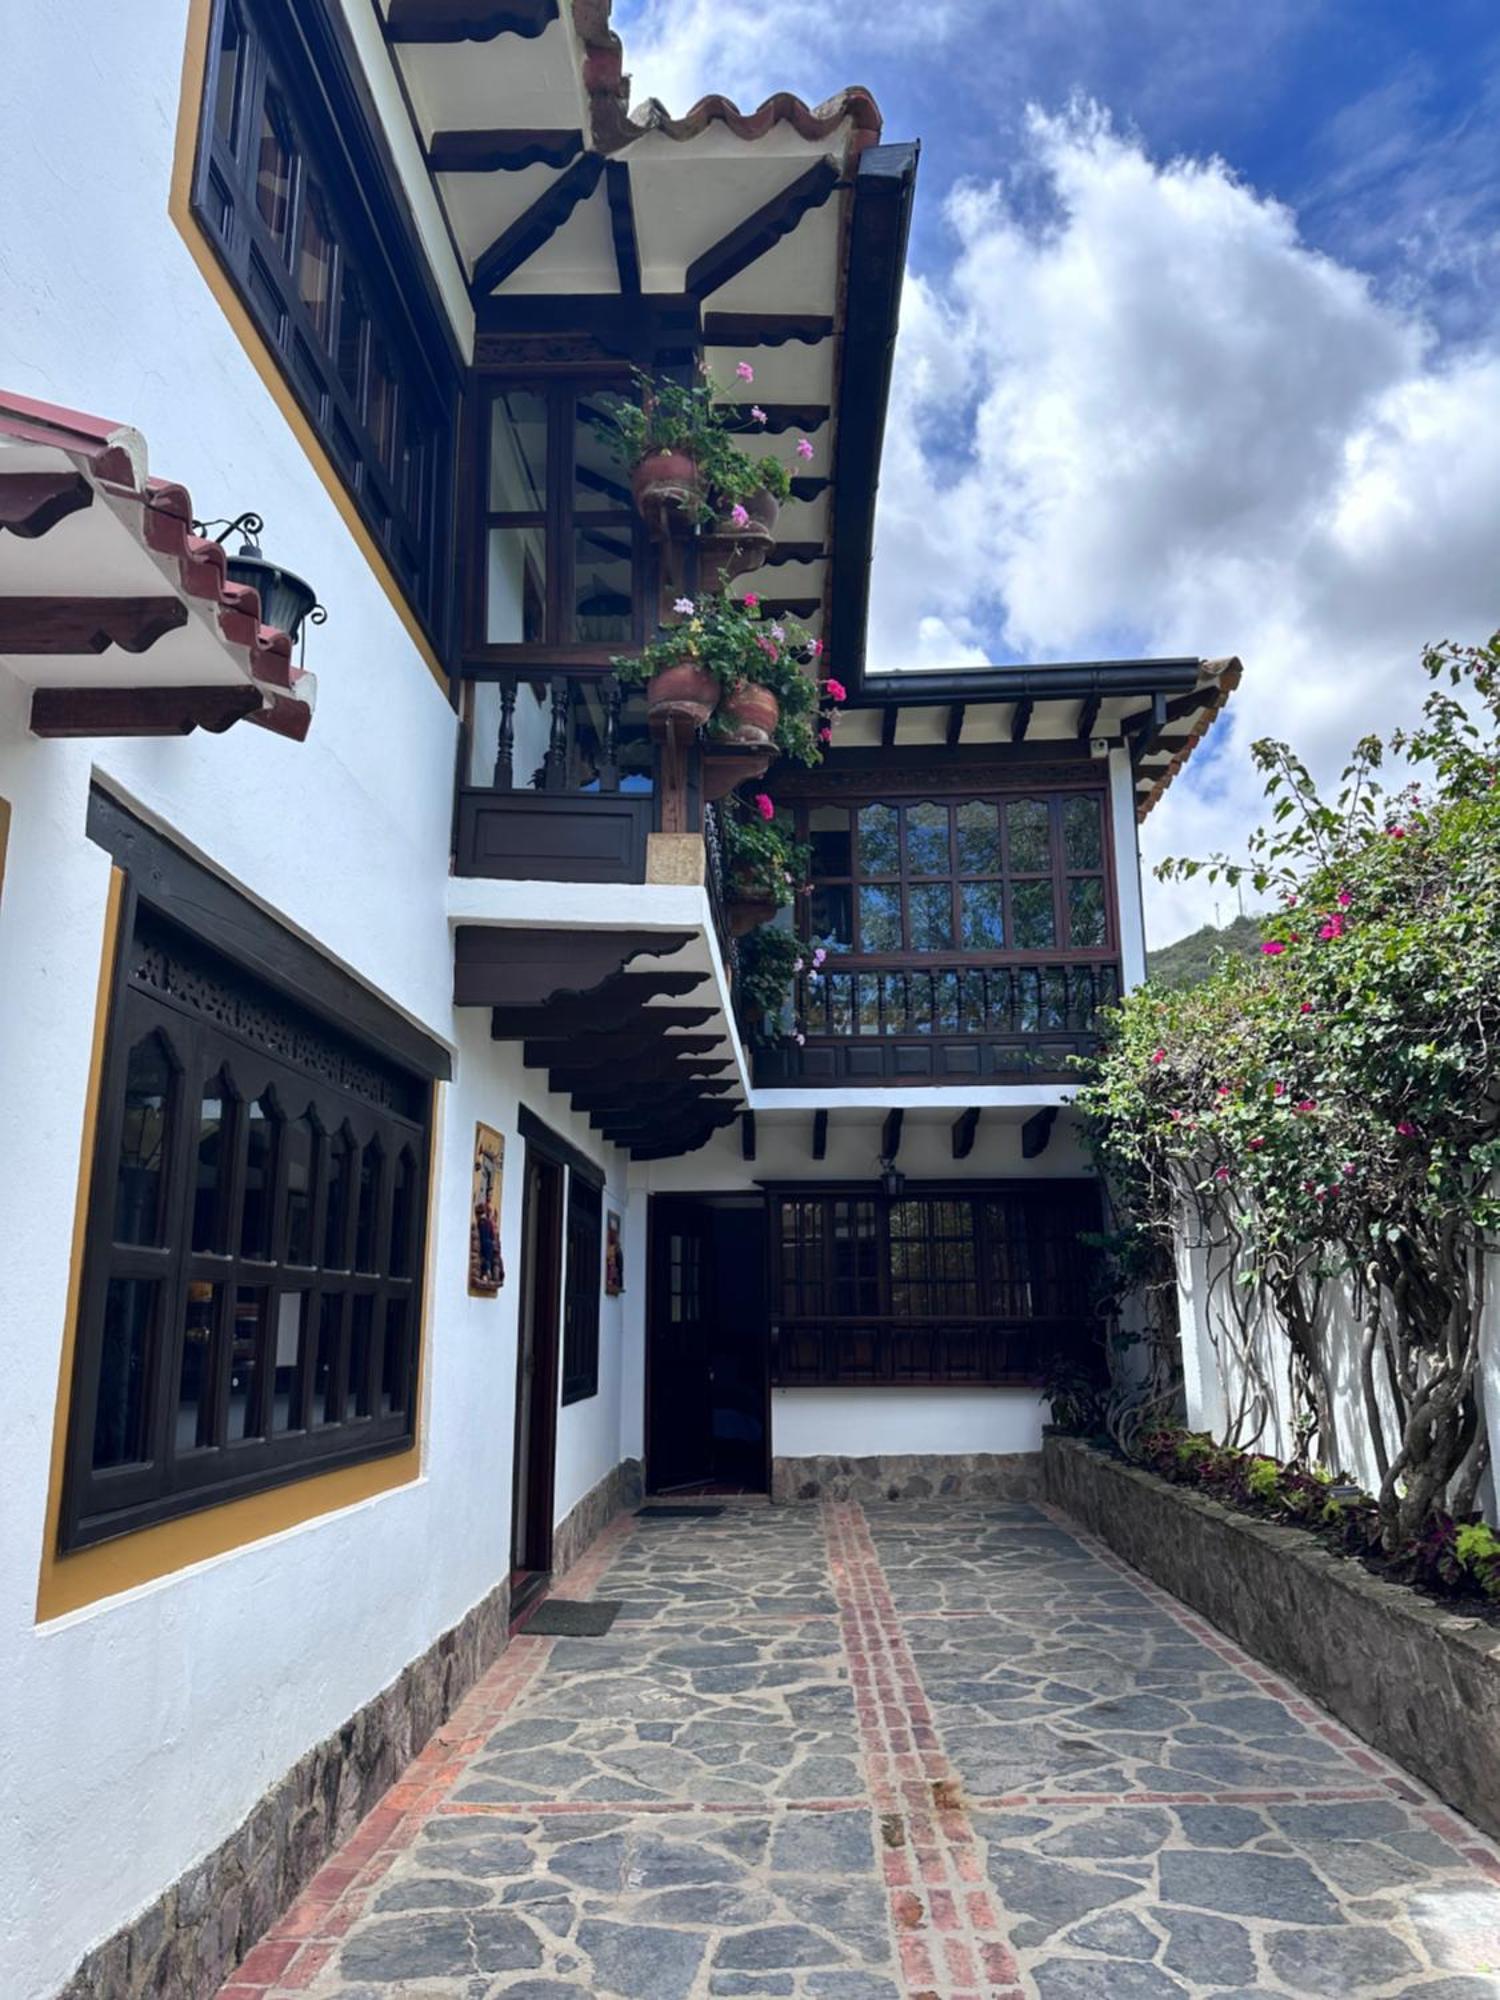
left=168, top=0, right=451, bottom=699
left=36, top=871, right=441, bottom=1623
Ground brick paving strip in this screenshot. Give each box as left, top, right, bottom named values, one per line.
left=219, top=1495, right=1500, bottom=1999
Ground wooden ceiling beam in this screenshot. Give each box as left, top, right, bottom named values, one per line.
left=427, top=128, right=582, bottom=173
left=29, top=685, right=261, bottom=738
left=1022, top=1106, right=1058, bottom=1160
left=0, top=596, right=188, bottom=655
left=686, top=158, right=840, bottom=299
left=952, top=1106, right=980, bottom=1161
left=1076, top=692, right=1102, bottom=741
left=702, top=312, right=835, bottom=347
left=741, top=1110, right=756, bottom=1161
left=521, top=1014, right=717, bottom=1069
left=946, top=703, right=965, bottom=748
left=881, top=705, right=899, bottom=748
left=456, top=926, right=694, bottom=1010
left=490, top=969, right=706, bottom=1040
left=1011, top=697, right=1034, bottom=743
left=604, top=159, right=641, bottom=297
left=628, top=1105, right=741, bottom=1160
left=881, top=1107, right=904, bottom=1163
left=470, top=152, right=603, bottom=298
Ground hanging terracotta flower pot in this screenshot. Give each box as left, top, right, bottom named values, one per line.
left=630, top=448, right=701, bottom=533
left=744, top=485, right=780, bottom=535
left=645, top=658, right=720, bottom=726
left=718, top=682, right=781, bottom=748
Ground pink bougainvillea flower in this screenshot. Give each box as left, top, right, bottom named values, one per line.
left=795, top=437, right=814, bottom=460
left=1214, top=1166, right=1231, bottom=1182
left=736, top=360, right=755, bottom=382
left=1388, top=824, right=1407, bottom=838
left=1248, top=1136, right=1266, bottom=1151
left=743, top=592, right=759, bottom=608
left=1295, top=1098, right=1318, bottom=1112
left=1273, top=1081, right=1287, bottom=1097
left=672, top=596, right=695, bottom=615
left=824, top=676, right=847, bottom=702
left=1300, top=1001, right=1314, bottom=1014
left=1396, top=1119, right=1417, bottom=1137
left=1150, top=1047, right=1166, bottom=1065
left=1318, top=914, right=1345, bottom=941
left=1216, top=1084, right=1232, bottom=1098
left=1261, top=940, right=1286, bottom=956
left=749, top=404, right=767, bottom=424
left=1337, top=889, right=1352, bottom=908
left=730, top=502, right=751, bottom=528
left=753, top=792, right=775, bottom=821
left=1169, top=1109, right=1184, bottom=1122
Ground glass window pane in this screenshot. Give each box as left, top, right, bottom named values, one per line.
left=193, top=1071, right=232, bottom=1253
left=486, top=525, right=546, bottom=644
left=254, top=86, right=294, bottom=248
left=858, top=883, right=901, bottom=952
left=324, top=1132, right=352, bottom=1268
left=296, top=180, right=335, bottom=345
left=1063, top=794, right=1103, bottom=870
left=241, top=1094, right=278, bottom=1260
left=1007, top=798, right=1051, bottom=873
left=380, top=1298, right=410, bottom=1417
left=955, top=800, right=1000, bottom=874
left=808, top=805, right=852, bottom=877
left=905, top=802, right=950, bottom=876
left=908, top=882, right=953, bottom=952
left=573, top=523, right=633, bottom=642
left=177, top=1281, right=218, bottom=1452
left=93, top=1278, right=158, bottom=1468
left=284, top=1110, right=317, bottom=1266
left=961, top=881, right=1005, bottom=949
left=366, top=332, right=398, bottom=472
left=390, top=1149, right=416, bottom=1280
left=809, top=884, right=852, bottom=953
left=272, top=1292, right=307, bottom=1433
left=1068, top=876, right=1108, bottom=948
left=1013, top=879, right=1057, bottom=949
left=335, top=264, right=365, bottom=406
left=355, top=1141, right=382, bottom=1273
left=346, top=1296, right=374, bottom=1419
left=214, top=0, right=244, bottom=147
left=489, top=388, right=548, bottom=510
left=313, top=1292, right=344, bottom=1424
left=858, top=803, right=899, bottom=877
left=115, top=1033, right=174, bottom=1245
left=574, top=391, right=632, bottom=509
left=228, top=1287, right=267, bottom=1441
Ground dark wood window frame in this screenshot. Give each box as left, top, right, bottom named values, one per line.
left=62, top=798, right=447, bottom=1553
left=463, top=372, right=648, bottom=670
left=191, top=0, right=460, bottom=652
left=768, top=1179, right=1103, bottom=1388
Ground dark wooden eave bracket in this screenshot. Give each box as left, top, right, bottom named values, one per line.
left=453, top=926, right=695, bottom=1008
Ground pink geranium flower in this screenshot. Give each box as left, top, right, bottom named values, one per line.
left=824, top=677, right=847, bottom=702
left=743, top=592, right=759, bottom=608
left=1318, top=913, right=1345, bottom=941
left=795, top=437, right=814, bottom=460
left=1336, top=889, right=1352, bottom=908
left=1214, top=1166, right=1231, bottom=1182
left=1388, top=824, right=1407, bottom=837
left=1248, top=1136, right=1266, bottom=1151
left=818, top=726, right=832, bottom=743
left=736, top=361, right=755, bottom=382
left=809, top=638, right=824, bottom=657
left=1273, top=1081, right=1286, bottom=1096
left=750, top=404, right=767, bottom=424
left=753, top=792, right=775, bottom=821
left=730, top=503, right=750, bottom=528
left=1300, top=1001, right=1314, bottom=1014
left=1295, top=1098, right=1317, bottom=1112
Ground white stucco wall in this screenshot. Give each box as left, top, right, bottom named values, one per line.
left=771, top=1388, right=1048, bottom=1458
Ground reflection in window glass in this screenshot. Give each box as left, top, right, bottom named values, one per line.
left=961, top=881, right=1005, bottom=949
left=284, top=1111, right=316, bottom=1266
left=486, top=526, right=546, bottom=645
left=346, top=1296, right=374, bottom=1419
left=297, top=180, right=335, bottom=344
left=214, top=0, right=244, bottom=147
left=93, top=1279, right=157, bottom=1469
left=1062, top=794, right=1103, bottom=870
left=858, top=803, right=899, bottom=876
left=272, top=1292, right=306, bottom=1433
left=116, top=1034, right=173, bottom=1246
left=356, top=1141, right=382, bottom=1273
left=859, top=882, right=901, bottom=952
left=1007, top=798, right=1051, bottom=872
left=808, top=805, right=852, bottom=877
left=254, top=86, right=294, bottom=246
left=324, top=1132, right=352, bottom=1267
left=906, top=802, right=950, bottom=876
left=908, top=881, right=954, bottom=952
left=573, top=525, right=633, bottom=642
left=177, top=1282, right=217, bottom=1451
left=1069, top=876, right=1107, bottom=947
left=574, top=394, right=632, bottom=509
left=241, top=1095, right=277, bottom=1260
left=1012, top=879, right=1057, bottom=949
left=228, top=1287, right=266, bottom=1441
left=314, top=1292, right=344, bottom=1423
left=389, top=1149, right=415, bottom=1280
left=366, top=331, right=398, bottom=471
left=335, top=264, right=365, bottom=406
left=809, top=883, right=852, bottom=952
left=193, top=1072, right=232, bottom=1253
left=489, top=388, right=547, bottom=510
left=380, top=1298, right=409, bottom=1417
left=955, top=800, right=1000, bottom=874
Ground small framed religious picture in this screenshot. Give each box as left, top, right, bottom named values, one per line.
left=469, top=1123, right=505, bottom=1296
left=604, top=1209, right=624, bottom=1295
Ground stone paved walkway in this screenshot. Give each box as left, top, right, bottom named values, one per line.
left=219, top=1499, right=1500, bottom=1999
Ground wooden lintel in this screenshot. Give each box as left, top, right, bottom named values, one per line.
left=741, top=1110, right=756, bottom=1161
left=1076, top=692, right=1102, bottom=741
left=456, top=926, right=694, bottom=1010
left=29, top=684, right=260, bottom=738
left=1011, top=697, right=1034, bottom=744
left=702, top=313, right=835, bottom=347
left=385, top=0, right=557, bottom=41
left=812, top=1108, right=828, bottom=1160
left=428, top=128, right=583, bottom=173
left=604, top=159, right=641, bottom=297
left=1, top=595, right=188, bottom=655
left=471, top=152, right=604, bottom=298
left=881, top=1107, right=904, bottom=1163
left=1021, top=1106, right=1058, bottom=1160
left=946, top=703, right=965, bottom=749
left=952, top=1106, right=980, bottom=1161
left=686, top=159, right=840, bottom=299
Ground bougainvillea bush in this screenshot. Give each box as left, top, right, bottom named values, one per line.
left=1078, top=636, right=1500, bottom=1548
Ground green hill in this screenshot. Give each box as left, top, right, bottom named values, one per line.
left=1147, top=912, right=1264, bottom=990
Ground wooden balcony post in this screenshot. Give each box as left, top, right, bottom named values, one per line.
left=599, top=675, right=621, bottom=795
left=543, top=675, right=571, bottom=792
left=493, top=674, right=517, bottom=790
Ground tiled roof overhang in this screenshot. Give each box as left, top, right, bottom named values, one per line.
left=841, top=656, right=1242, bottom=822
left=0, top=393, right=315, bottom=741
left=374, top=0, right=917, bottom=684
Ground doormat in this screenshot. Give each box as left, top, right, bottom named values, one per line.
left=523, top=1598, right=622, bottom=1636
left=635, top=1504, right=726, bottom=1519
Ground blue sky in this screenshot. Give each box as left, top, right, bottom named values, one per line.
left=616, top=0, right=1500, bottom=942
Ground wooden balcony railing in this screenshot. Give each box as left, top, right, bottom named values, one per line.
left=753, top=958, right=1120, bottom=1085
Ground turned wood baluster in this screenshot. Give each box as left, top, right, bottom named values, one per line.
left=493, top=675, right=517, bottom=790
left=544, top=675, right=571, bottom=792
left=599, top=675, right=622, bottom=794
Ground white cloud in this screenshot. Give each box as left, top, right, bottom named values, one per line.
left=862, top=107, right=1500, bottom=943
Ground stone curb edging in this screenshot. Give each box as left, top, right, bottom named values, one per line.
left=56, top=1457, right=643, bottom=2000
left=1042, top=1435, right=1500, bottom=1841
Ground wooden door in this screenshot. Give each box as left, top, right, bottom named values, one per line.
left=512, top=1146, right=563, bottom=1580
left=647, top=1198, right=716, bottom=1492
